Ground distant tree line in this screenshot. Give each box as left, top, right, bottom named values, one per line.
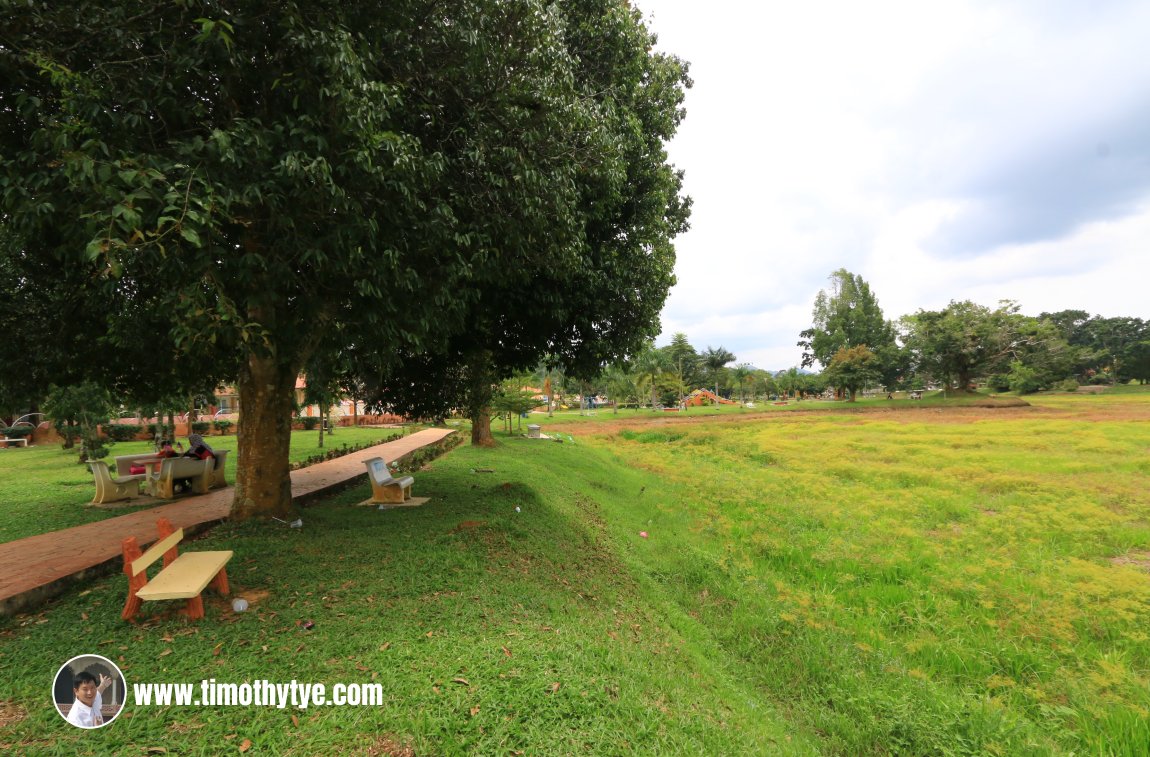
left=798, top=269, right=1149, bottom=400
left=561, top=269, right=1147, bottom=410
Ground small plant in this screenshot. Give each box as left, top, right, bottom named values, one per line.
left=190, top=421, right=211, bottom=434
left=298, top=416, right=320, bottom=430
left=212, top=419, right=234, bottom=435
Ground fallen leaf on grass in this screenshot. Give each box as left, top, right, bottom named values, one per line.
left=239, top=738, right=252, bottom=752
left=291, top=715, right=299, bottom=727
left=501, top=646, right=512, bottom=658
left=157, top=649, right=172, bottom=658
left=548, top=682, right=561, bottom=694
left=145, top=748, right=167, bottom=754
left=425, top=631, right=433, bottom=638
left=81, top=612, right=89, bottom=621
left=379, top=642, right=391, bottom=651
left=469, top=705, right=480, bottom=717
left=452, top=677, right=469, bottom=686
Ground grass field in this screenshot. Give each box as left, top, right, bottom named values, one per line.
left=1, top=392, right=1148, bottom=753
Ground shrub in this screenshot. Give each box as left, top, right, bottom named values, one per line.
left=212, top=419, right=234, bottom=434
left=298, top=416, right=321, bottom=430
left=1056, top=378, right=1079, bottom=392
left=987, top=374, right=1012, bottom=393
left=3, top=425, right=35, bottom=439
left=105, top=423, right=142, bottom=441
left=190, top=421, right=211, bottom=433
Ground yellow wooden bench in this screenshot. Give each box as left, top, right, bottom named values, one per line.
left=121, top=518, right=232, bottom=621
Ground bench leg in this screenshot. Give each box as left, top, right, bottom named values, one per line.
left=121, top=537, right=146, bottom=621
left=211, top=566, right=230, bottom=596
left=184, top=594, right=205, bottom=620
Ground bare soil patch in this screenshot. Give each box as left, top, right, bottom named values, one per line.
left=1111, top=552, right=1150, bottom=573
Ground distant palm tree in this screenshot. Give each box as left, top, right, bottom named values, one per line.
left=633, top=345, right=668, bottom=410
left=732, top=363, right=753, bottom=402
left=702, top=346, right=736, bottom=399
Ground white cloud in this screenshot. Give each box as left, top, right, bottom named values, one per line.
left=641, top=0, right=1150, bottom=367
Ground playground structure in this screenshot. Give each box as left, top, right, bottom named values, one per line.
left=685, top=389, right=738, bottom=407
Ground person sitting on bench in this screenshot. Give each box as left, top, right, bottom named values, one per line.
left=175, top=434, right=214, bottom=494
left=129, top=440, right=178, bottom=475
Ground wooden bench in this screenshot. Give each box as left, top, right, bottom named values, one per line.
left=149, top=457, right=213, bottom=499
left=364, top=456, right=415, bottom=504
left=0, top=437, right=29, bottom=448
left=87, top=460, right=146, bottom=505
left=121, top=517, right=232, bottom=621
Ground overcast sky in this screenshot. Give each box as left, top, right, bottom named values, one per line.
left=638, top=0, right=1150, bottom=370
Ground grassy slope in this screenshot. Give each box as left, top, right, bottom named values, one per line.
left=567, top=394, right=1150, bottom=754
left=0, top=427, right=406, bottom=543
left=0, top=440, right=809, bottom=755
left=3, top=391, right=1148, bottom=754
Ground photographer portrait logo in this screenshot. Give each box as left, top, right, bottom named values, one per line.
left=53, top=654, right=125, bottom=729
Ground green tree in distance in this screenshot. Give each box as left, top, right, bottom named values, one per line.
left=633, top=344, right=670, bottom=410
left=904, top=300, right=1034, bottom=392
left=798, top=269, right=900, bottom=388
left=823, top=345, right=881, bottom=402
left=701, top=346, right=736, bottom=399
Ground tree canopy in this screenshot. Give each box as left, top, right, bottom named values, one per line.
left=1, top=0, right=691, bottom=516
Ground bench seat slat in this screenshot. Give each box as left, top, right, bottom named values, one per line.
left=135, top=550, right=233, bottom=601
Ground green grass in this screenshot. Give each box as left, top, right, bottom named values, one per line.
left=0, top=427, right=410, bottom=543
left=0, top=439, right=806, bottom=755
left=2, top=394, right=1149, bottom=753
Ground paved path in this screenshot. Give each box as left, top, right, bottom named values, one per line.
left=0, top=428, right=455, bottom=612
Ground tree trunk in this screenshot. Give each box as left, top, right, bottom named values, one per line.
left=318, top=406, right=324, bottom=448
left=471, top=406, right=495, bottom=446
left=232, top=351, right=297, bottom=520
left=467, top=352, right=496, bottom=447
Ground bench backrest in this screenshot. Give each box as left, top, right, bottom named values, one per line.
left=365, top=456, right=395, bottom=485
left=115, top=453, right=161, bottom=477
left=130, top=527, right=184, bottom=577
left=158, top=457, right=211, bottom=479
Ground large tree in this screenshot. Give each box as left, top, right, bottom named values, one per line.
left=1, top=1, right=689, bottom=517
left=798, top=269, right=900, bottom=387
left=903, top=300, right=1039, bottom=392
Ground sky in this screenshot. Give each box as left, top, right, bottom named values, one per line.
left=638, top=0, right=1150, bottom=371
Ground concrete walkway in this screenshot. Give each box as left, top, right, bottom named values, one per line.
left=0, top=427, right=456, bottom=615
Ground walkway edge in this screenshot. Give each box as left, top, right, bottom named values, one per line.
left=0, top=428, right=457, bottom=617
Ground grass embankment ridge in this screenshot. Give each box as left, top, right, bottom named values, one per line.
left=0, top=439, right=806, bottom=755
